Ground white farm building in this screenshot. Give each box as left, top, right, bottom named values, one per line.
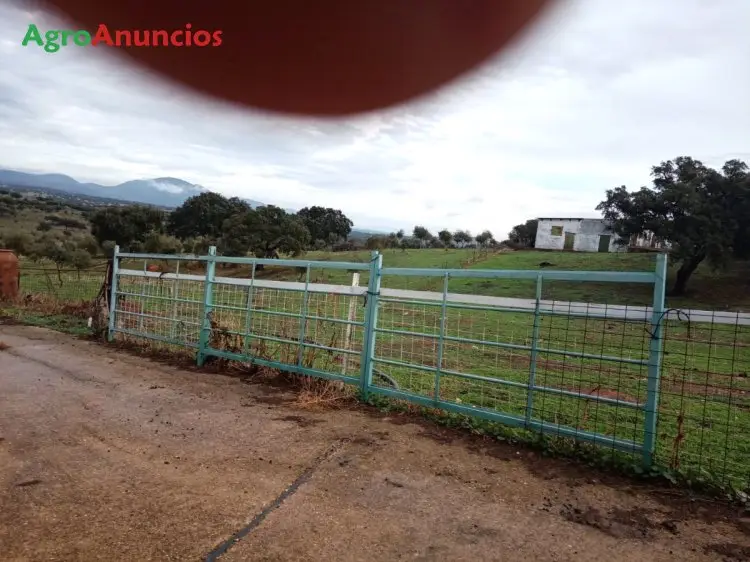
left=534, top=217, right=624, bottom=253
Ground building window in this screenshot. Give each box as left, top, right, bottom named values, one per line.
left=550, top=225, right=563, bottom=236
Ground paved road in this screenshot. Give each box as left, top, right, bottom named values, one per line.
left=0, top=323, right=747, bottom=561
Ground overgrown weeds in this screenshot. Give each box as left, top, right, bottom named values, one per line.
left=291, top=376, right=354, bottom=410
left=204, top=313, right=354, bottom=408
left=5, top=293, right=91, bottom=318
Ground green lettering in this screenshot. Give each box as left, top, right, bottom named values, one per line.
left=73, top=30, right=91, bottom=46
left=21, top=24, right=43, bottom=47
left=61, top=29, right=74, bottom=46
left=44, top=30, right=60, bottom=53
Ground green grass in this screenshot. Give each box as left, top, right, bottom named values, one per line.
left=0, top=307, right=91, bottom=335
left=20, top=264, right=107, bottom=302
left=297, top=249, right=750, bottom=311
left=47, top=248, right=749, bottom=311
left=12, top=248, right=750, bottom=491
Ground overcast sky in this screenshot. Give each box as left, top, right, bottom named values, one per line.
left=1, top=1, right=748, bottom=235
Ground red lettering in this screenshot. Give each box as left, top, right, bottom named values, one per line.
left=211, top=31, right=223, bottom=47
left=170, top=30, right=183, bottom=46
left=132, top=30, right=149, bottom=47
left=192, top=30, right=211, bottom=47
left=151, top=30, right=169, bottom=47
left=91, top=24, right=114, bottom=46
left=184, top=22, right=193, bottom=46
left=115, top=30, right=131, bottom=46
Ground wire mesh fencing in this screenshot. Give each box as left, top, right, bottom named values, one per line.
left=656, top=313, right=750, bottom=491
left=111, top=253, right=373, bottom=379
left=0, top=264, right=109, bottom=329
left=100, top=247, right=750, bottom=493
left=20, top=266, right=107, bottom=304
left=370, top=268, right=661, bottom=462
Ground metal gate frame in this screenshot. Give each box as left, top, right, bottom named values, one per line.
left=363, top=253, right=668, bottom=468
left=107, top=246, right=668, bottom=468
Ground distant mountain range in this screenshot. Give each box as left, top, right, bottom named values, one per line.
left=0, top=168, right=384, bottom=238
left=0, top=169, right=266, bottom=209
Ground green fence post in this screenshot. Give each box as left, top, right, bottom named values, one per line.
left=359, top=251, right=382, bottom=399
left=106, top=245, right=120, bottom=342
left=196, top=246, right=217, bottom=367
left=643, top=252, right=668, bottom=467
left=434, top=272, right=450, bottom=402
left=296, top=264, right=312, bottom=366
left=525, top=273, right=543, bottom=426
left=138, top=258, right=147, bottom=332
left=169, top=260, right=180, bottom=341
left=242, top=262, right=257, bottom=358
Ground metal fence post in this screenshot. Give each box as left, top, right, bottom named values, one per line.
left=242, top=262, right=257, bottom=359
left=196, top=246, right=217, bottom=367
left=106, top=245, right=120, bottom=342
left=434, top=272, right=450, bottom=402
left=169, top=261, right=180, bottom=341
left=296, top=264, right=312, bottom=366
left=525, top=273, right=543, bottom=426
left=643, top=252, right=668, bottom=467
left=359, top=251, right=382, bottom=398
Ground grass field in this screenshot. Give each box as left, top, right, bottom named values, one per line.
left=17, top=248, right=750, bottom=310
left=299, top=248, right=750, bottom=311
left=9, top=249, right=750, bottom=491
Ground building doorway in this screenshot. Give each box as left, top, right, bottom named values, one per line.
left=598, top=234, right=611, bottom=253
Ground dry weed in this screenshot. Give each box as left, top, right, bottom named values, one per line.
left=293, top=375, right=354, bottom=410
left=15, top=294, right=91, bottom=318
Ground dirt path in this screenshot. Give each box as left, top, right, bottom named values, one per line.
left=0, top=324, right=748, bottom=561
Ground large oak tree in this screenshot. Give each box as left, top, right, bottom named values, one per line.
left=597, top=156, right=749, bottom=296
left=167, top=192, right=250, bottom=240
left=219, top=205, right=310, bottom=259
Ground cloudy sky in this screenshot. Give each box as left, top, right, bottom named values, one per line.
left=1, top=1, right=748, bottom=236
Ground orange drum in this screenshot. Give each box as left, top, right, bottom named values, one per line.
left=0, top=249, right=20, bottom=300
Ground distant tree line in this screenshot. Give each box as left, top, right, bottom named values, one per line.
left=83, top=192, right=354, bottom=260
left=363, top=227, right=497, bottom=251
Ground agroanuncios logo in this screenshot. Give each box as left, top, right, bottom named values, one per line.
left=21, top=23, right=223, bottom=53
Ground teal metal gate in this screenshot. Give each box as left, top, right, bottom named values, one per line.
left=107, top=246, right=668, bottom=468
